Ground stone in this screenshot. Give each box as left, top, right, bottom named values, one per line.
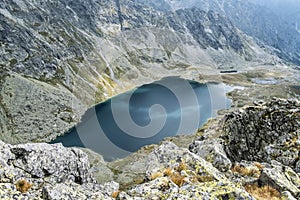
left=259, top=161, right=300, bottom=197
left=143, top=141, right=227, bottom=182
left=127, top=177, right=254, bottom=200
left=0, top=140, right=115, bottom=199
left=79, top=148, right=114, bottom=184
left=111, top=141, right=255, bottom=199
left=42, top=181, right=117, bottom=200
left=282, top=191, right=297, bottom=200
left=222, top=98, right=300, bottom=171
left=189, top=138, right=232, bottom=172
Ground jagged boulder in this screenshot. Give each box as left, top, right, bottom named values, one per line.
left=222, top=98, right=300, bottom=171
left=259, top=160, right=300, bottom=198
left=118, top=142, right=254, bottom=199
left=42, top=181, right=118, bottom=200
left=0, top=140, right=116, bottom=199
left=189, top=138, right=232, bottom=172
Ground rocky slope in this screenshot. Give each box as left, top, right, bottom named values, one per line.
left=0, top=0, right=282, bottom=144
left=0, top=98, right=299, bottom=199
left=137, top=0, right=300, bottom=65
left=249, top=0, right=300, bottom=33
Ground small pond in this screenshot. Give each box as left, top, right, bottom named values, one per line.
left=51, top=77, right=232, bottom=161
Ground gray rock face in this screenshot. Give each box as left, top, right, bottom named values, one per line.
left=0, top=73, right=86, bottom=144
left=249, top=0, right=300, bottom=34
left=222, top=98, right=300, bottom=171
left=137, top=0, right=300, bottom=65
left=0, top=141, right=94, bottom=184
left=259, top=161, right=300, bottom=197
left=79, top=148, right=114, bottom=184
left=113, top=141, right=254, bottom=199
left=0, top=140, right=117, bottom=199
left=42, top=181, right=118, bottom=200
left=167, top=9, right=244, bottom=53
left=189, top=138, right=232, bottom=172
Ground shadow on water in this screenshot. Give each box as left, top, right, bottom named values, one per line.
left=51, top=77, right=231, bottom=161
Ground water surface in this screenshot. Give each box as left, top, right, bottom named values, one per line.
left=51, top=77, right=231, bottom=161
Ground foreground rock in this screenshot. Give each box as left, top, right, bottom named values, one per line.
left=124, top=142, right=254, bottom=199
left=222, top=98, right=300, bottom=171
left=0, top=141, right=117, bottom=199
left=0, top=139, right=254, bottom=199
left=190, top=98, right=300, bottom=199
left=0, top=98, right=299, bottom=199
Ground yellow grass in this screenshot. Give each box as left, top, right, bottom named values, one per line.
left=16, top=179, right=32, bottom=193
left=111, top=191, right=120, bottom=198
left=231, top=164, right=261, bottom=177
left=244, top=184, right=281, bottom=200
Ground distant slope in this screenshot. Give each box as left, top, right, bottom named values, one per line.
left=249, top=0, right=300, bottom=33
left=137, top=0, right=300, bottom=65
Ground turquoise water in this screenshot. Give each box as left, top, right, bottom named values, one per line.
left=51, top=77, right=231, bottom=161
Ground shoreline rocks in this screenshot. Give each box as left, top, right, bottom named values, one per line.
left=0, top=98, right=299, bottom=199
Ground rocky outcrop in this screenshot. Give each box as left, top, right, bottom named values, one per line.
left=190, top=98, right=300, bottom=199
left=0, top=139, right=254, bottom=199
left=125, top=141, right=253, bottom=199
left=222, top=98, right=300, bottom=172
left=0, top=140, right=117, bottom=199
left=189, top=138, right=232, bottom=172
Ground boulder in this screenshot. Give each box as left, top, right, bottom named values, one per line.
left=222, top=98, right=300, bottom=171
left=189, top=138, right=232, bottom=172
left=0, top=140, right=114, bottom=199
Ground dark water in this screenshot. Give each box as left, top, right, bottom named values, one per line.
left=51, top=77, right=231, bottom=161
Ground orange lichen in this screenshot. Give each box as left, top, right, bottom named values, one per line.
left=169, top=172, right=187, bottom=187
left=244, top=184, right=281, bottom=200
left=196, top=175, right=215, bottom=182
left=15, top=179, right=32, bottom=193
left=150, top=160, right=215, bottom=187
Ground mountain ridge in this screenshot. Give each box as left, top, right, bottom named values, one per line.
left=137, top=0, right=300, bottom=65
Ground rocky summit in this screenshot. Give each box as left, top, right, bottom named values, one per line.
left=0, top=98, right=299, bottom=199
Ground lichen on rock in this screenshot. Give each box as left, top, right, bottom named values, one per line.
left=222, top=98, right=300, bottom=171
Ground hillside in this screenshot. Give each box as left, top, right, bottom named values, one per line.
left=137, top=0, right=300, bottom=65
left=0, top=0, right=281, bottom=144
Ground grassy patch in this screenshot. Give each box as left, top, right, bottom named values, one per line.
left=244, top=183, right=281, bottom=200
left=150, top=161, right=215, bottom=187
left=16, top=179, right=32, bottom=193
left=231, top=163, right=261, bottom=178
